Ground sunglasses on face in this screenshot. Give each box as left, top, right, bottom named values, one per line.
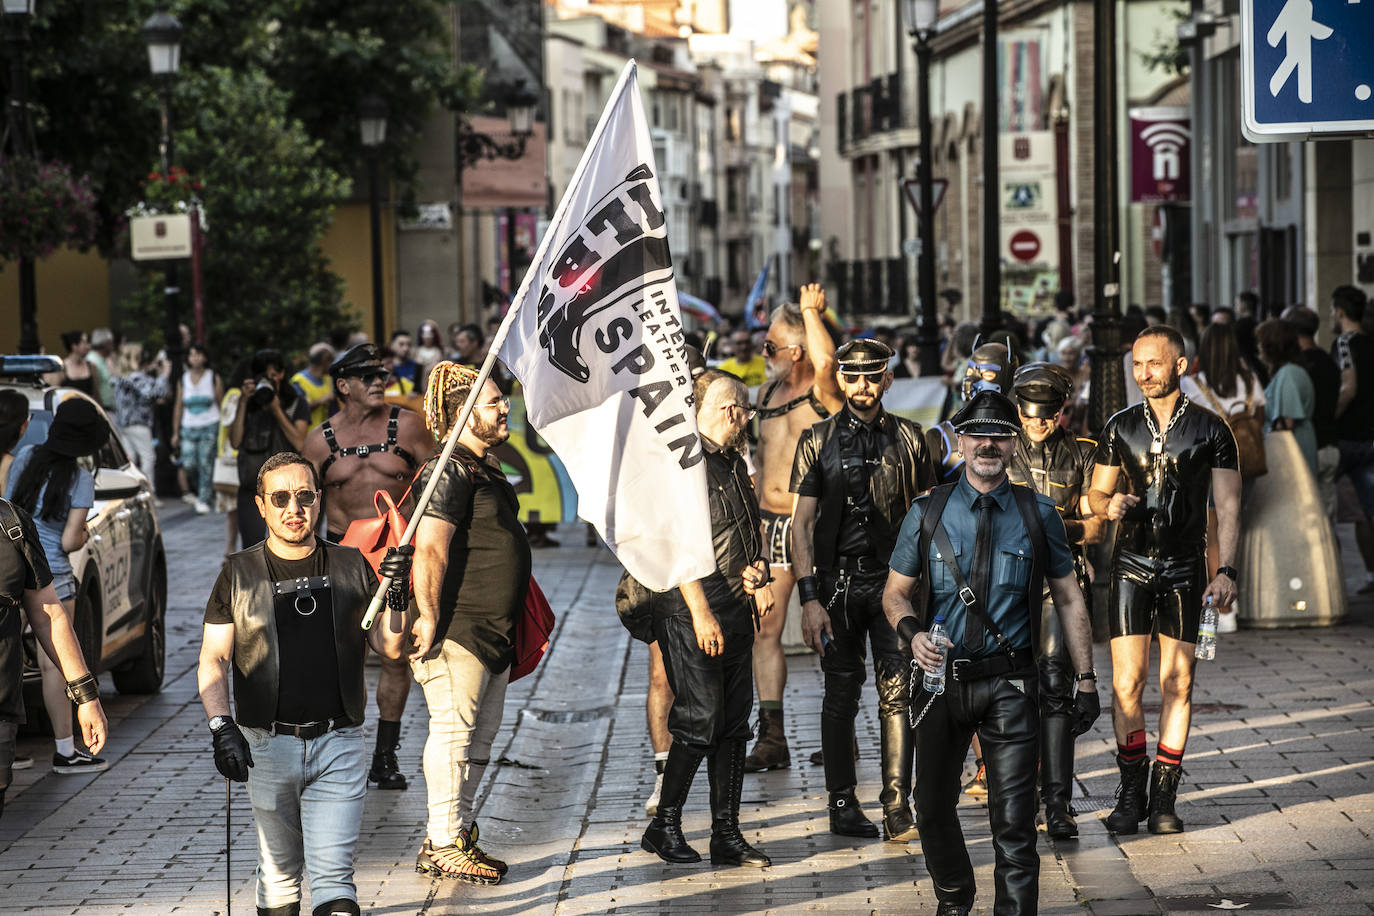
left=722, top=402, right=757, bottom=420
left=840, top=371, right=883, bottom=385
left=762, top=341, right=801, bottom=357
left=266, top=489, right=319, bottom=509
left=345, top=369, right=388, bottom=385
left=476, top=396, right=511, bottom=412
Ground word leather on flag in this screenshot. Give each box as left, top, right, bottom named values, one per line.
left=498, top=60, right=716, bottom=593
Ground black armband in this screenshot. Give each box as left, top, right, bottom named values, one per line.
left=65, top=673, right=100, bottom=705
left=895, top=616, right=922, bottom=649
left=797, top=575, right=821, bottom=605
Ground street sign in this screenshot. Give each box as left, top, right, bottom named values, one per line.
left=901, top=177, right=948, bottom=216
left=902, top=237, right=922, bottom=258
left=1241, top=0, right=1374, bottom=141
left=129, top=214, right=192, bottom=261
left=1009, top=229, right=1041, bottom=262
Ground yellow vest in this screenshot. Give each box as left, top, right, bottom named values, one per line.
left=291, top=369, right=333, bottom=428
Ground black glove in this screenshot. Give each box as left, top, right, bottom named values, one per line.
left=212, top=719, right=253, bottom=782
left=1072, top=689, right=1101, bottom=737
left=378, top=544, right=414, bottom=582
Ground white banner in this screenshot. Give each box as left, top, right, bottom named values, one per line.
left=498, top=61, right=715, bottom=592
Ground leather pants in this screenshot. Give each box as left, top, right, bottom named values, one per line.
left=654, top=613, right=755, bottom=755
left=817, top=569, right=913, bottom=807
left=1037, top=596, right=1075, bottom=812
left=915, top=668, right=1040, bottom=915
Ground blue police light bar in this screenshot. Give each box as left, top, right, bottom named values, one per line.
left=0, top=355, right=63, bottom=376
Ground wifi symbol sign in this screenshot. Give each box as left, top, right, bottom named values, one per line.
left=1140, top=122, right=1192, bottom=183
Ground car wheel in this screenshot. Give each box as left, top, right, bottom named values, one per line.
left=113, top=557, right=166, bottom=695
left=74, top=572, right=103, bottom=675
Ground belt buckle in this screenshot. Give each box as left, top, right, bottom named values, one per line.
left=950, top=658, right=970, bottom=681
left=958, top=586, right=976, bottom=607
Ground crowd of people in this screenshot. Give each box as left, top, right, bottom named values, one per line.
left=1, top=277, right=1370, bottom=915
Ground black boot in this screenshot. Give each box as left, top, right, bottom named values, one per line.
left=1041, top=714, right=1078, bottom=840
left=878, top=711, right=918, bottom=841
left=1147, top=760, right=1185, bottom=834
left=828, top=789, right=879, bottom=838
left=641, top=744, right=704, bottom=863
left=743, top=706, right=790, bottom=772
left=707, top=739, right=770, bottom=867
left=311, top=900, right=359, bottom=916
left=256, top=905, right=300, bottom=916
left=368, top=720, right=407, bottom=790
left=1105, top=755, right=1150, bottom=834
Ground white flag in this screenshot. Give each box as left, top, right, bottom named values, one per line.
left=498, top=60, right=715, bottom=592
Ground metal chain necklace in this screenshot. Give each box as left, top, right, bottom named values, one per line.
left=1142, top=394, right=1190, bottom=455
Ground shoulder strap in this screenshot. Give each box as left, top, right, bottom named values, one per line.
left=808, top=388, right=831, bottom=419
left=927, top=514, right=1018, bottom=659
left=915, top=484, right=955, bottom=628
left=0, top=500, right=43, bottom=607
left=1195, top=378, right=1226, bottom=417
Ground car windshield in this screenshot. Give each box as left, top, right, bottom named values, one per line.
left=11, top=405, right=116, bottom=475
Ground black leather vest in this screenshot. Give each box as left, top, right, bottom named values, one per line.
left=222, top=541, right=376, bottom=728
left=1009, top=428, right=1096, bottom=544
left=794, top=409, right=937, bottom=569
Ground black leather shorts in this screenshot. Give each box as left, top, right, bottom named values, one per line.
left=1108, top=550, right=1206, bottom=642
left=760, top=510, right=792, bottom=569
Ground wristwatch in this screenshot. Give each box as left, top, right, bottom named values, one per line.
left=1217, top=565, right=1239, bottom=581
left=1074, top=669, right=1098, bottom=683
left=208, top=715, right=233, bottom=733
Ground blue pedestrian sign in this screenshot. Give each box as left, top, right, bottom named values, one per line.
left=1241, top=0, right=1374, bottom=141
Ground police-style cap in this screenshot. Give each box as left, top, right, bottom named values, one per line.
left=330, top=343, right=382, bottom=377
left=952, top=390, right=1021, bottom=437
left=835, top=339, right=893, bottom=376
left=1012, top=361, right=1074, bottom=418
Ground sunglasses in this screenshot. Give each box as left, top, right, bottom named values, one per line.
left=476, top=396, right=511, bottom=412
left=722, top=402, right=757, bottom=420
left=266, top=488, right=319, bottom=509
left=840, top=371, right=884, bottom=384
left=345, top=368, right=388, bottom=385
left=762, top=341, right=801, bottom=357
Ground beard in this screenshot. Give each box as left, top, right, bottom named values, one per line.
left=846, top=391, right=879, bottom=413
left=764, top=357, right=790, bottom=382
left=724, top=422, right=749, bottom=451
left=471, top=412, right=509, bottom=446
left=1139, top=369, right=1181, bottom=400
left=967, top=445, right=1009, bottom=480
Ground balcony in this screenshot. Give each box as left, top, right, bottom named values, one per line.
left=828, top=257, right=910, bottom=317
left=836, top=72, right=914, bottom=158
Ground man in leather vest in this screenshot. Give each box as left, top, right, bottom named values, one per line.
left=640, top=370, right=774, bottom=868
left=1088, top=326, right=1241, bottom=837
left=745, top=283, right=843, bottom=773
left=1007, top=362, right=1105, bottom=841
left=883, top=390, right=1100, bottom=916
left=198, top=452, right=411, bottom=916
left=792, top=339, right=937, bottom=841
left=303, top=344, right=436, bottom=792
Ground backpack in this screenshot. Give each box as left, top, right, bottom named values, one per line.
left=1195, top=378, right=1268, bottom=479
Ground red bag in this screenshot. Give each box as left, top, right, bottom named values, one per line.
left=340, top=487, right=414, bottom=591
left=512, top=576, right=555, bottom=682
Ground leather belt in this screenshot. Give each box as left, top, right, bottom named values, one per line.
left=835, top=554, right=884, bottom=573
left=268, top=716, right=355, bottom=740
left=949, top=654, right=1035, bottom=682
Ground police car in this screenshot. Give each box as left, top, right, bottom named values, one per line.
left=2, top=355, right=167, bottom=702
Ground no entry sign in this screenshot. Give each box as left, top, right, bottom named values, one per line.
left=1009, top=229, right=1042, bottom=262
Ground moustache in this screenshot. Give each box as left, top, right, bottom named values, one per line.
left=974, top=447, right=1004, bottom=459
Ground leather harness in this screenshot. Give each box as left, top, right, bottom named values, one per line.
left=319, top=406, right=418, bottom=478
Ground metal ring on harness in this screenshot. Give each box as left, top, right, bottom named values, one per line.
left=292, top=577, right=317, bottom=617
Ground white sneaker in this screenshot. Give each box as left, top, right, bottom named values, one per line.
left=194, top=500, right=212, bottom=515
left=644, top=772, right=665, bottom=817
left=1218, top=608, right=1238, bottom=633
left=181, top=494, right=198, bottom=506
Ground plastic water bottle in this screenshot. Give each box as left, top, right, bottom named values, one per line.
left=923, top=615, right=949, bottom=694
left=1195, top=597, right=1218, bottom=661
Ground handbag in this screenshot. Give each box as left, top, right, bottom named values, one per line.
left=340, top=472, right=421, bottom=590
left=1196, top=378, right=1268, bottom=479
left=512, top=575, right=555, bottom=681
left=212, top=453, right=239, bottom=495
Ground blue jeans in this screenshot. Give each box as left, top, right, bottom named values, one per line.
left=1337, top=439, right=1374, bottom=517
left=180, top=424, right=218, bottom=506
left=242, top=725, right=366, bottom=909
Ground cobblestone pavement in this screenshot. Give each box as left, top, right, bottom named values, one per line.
left=0, top=510, right=1370, bottom=915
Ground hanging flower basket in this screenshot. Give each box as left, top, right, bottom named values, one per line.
left=0, top=157, right=99, bottom=262
left=125, top=166, right=209, bottom=227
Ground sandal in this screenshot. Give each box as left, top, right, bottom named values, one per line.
left=462, top=820, right=508, bottom=876
left=415, top=837, right=502, bottom=884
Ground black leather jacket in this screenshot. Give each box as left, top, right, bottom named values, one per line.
left=220, top=541, right=377, bottom=728
left=791, top=408, right=937, bottom=569
left=1009, top=428, right=1097, bottom=545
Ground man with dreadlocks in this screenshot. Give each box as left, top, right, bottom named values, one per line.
left=409, top=361, right=530, bottom=884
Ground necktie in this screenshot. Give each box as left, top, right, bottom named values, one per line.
left=965, top=493, right=997, bottom=652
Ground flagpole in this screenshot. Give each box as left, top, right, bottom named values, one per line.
left=362, top=59, right=644, bottom=630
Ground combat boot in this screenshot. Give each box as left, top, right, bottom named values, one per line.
left=1147, top=760, right=1185, bottom=834
left=743, top=706, right=790, bottom=772
left=256, top=905, right=300, bottom=916
left=707, top=740, right=770, bottom=867
left=311, top=900, right=360, bottom=916
left=641, top=745, right=704, bottom=863
left=368, top=735, right=407, bottom=790
left=1104, top=755, right=1150, bottom=834
left=828, top=789, right=879, bottom=838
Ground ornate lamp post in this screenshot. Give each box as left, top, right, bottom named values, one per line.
left=358, top=94, right=388, bottom=343
left=4, top=0, right=38, bottom=353
left=902, top=0, right=940, bottom=375
left=1086, top=0, right=1126, bottom=432
left=142, top=8, right=184, bottom=380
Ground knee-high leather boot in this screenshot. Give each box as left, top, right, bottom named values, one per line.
left=707, top=739, right=770, bottom=867
left=879, top=711, right=918, bottom=841
left=1040, top=712, right=1078, bottom=839
left=821, top=710, right=878, bottom=838
left=641, top=744, right=704, bottom=863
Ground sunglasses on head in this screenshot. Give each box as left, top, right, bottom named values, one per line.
left=266, top=488, right=319, bottom=509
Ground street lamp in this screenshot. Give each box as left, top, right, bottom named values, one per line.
left=455, top=80, right=538, bottom=316
left=142, top=8, right=184, bottom=383
left=4, top=0, right=38, bottom=353
left=902, top=0, right=940, bottom=376
left=358, top=94, right=388, bottom=343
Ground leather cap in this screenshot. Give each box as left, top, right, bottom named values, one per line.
left=951, top=390, right=1020, bottom=438
left=1012, top=361, right=1074, bottom=418
left=835, top=338, right=894, bottom=375
left=330, top=343, right=382, bottom=377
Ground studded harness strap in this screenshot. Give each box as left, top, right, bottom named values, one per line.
left=755, top=378, right=832, bottom=421
left=319, top=406, right=418, bottom=478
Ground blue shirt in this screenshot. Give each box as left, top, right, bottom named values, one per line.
left=889, top=476, right=1074, bottom=658
left=1264, top=362, right=1317, bottom=477
left=4, top=445, right=95, bottom=578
